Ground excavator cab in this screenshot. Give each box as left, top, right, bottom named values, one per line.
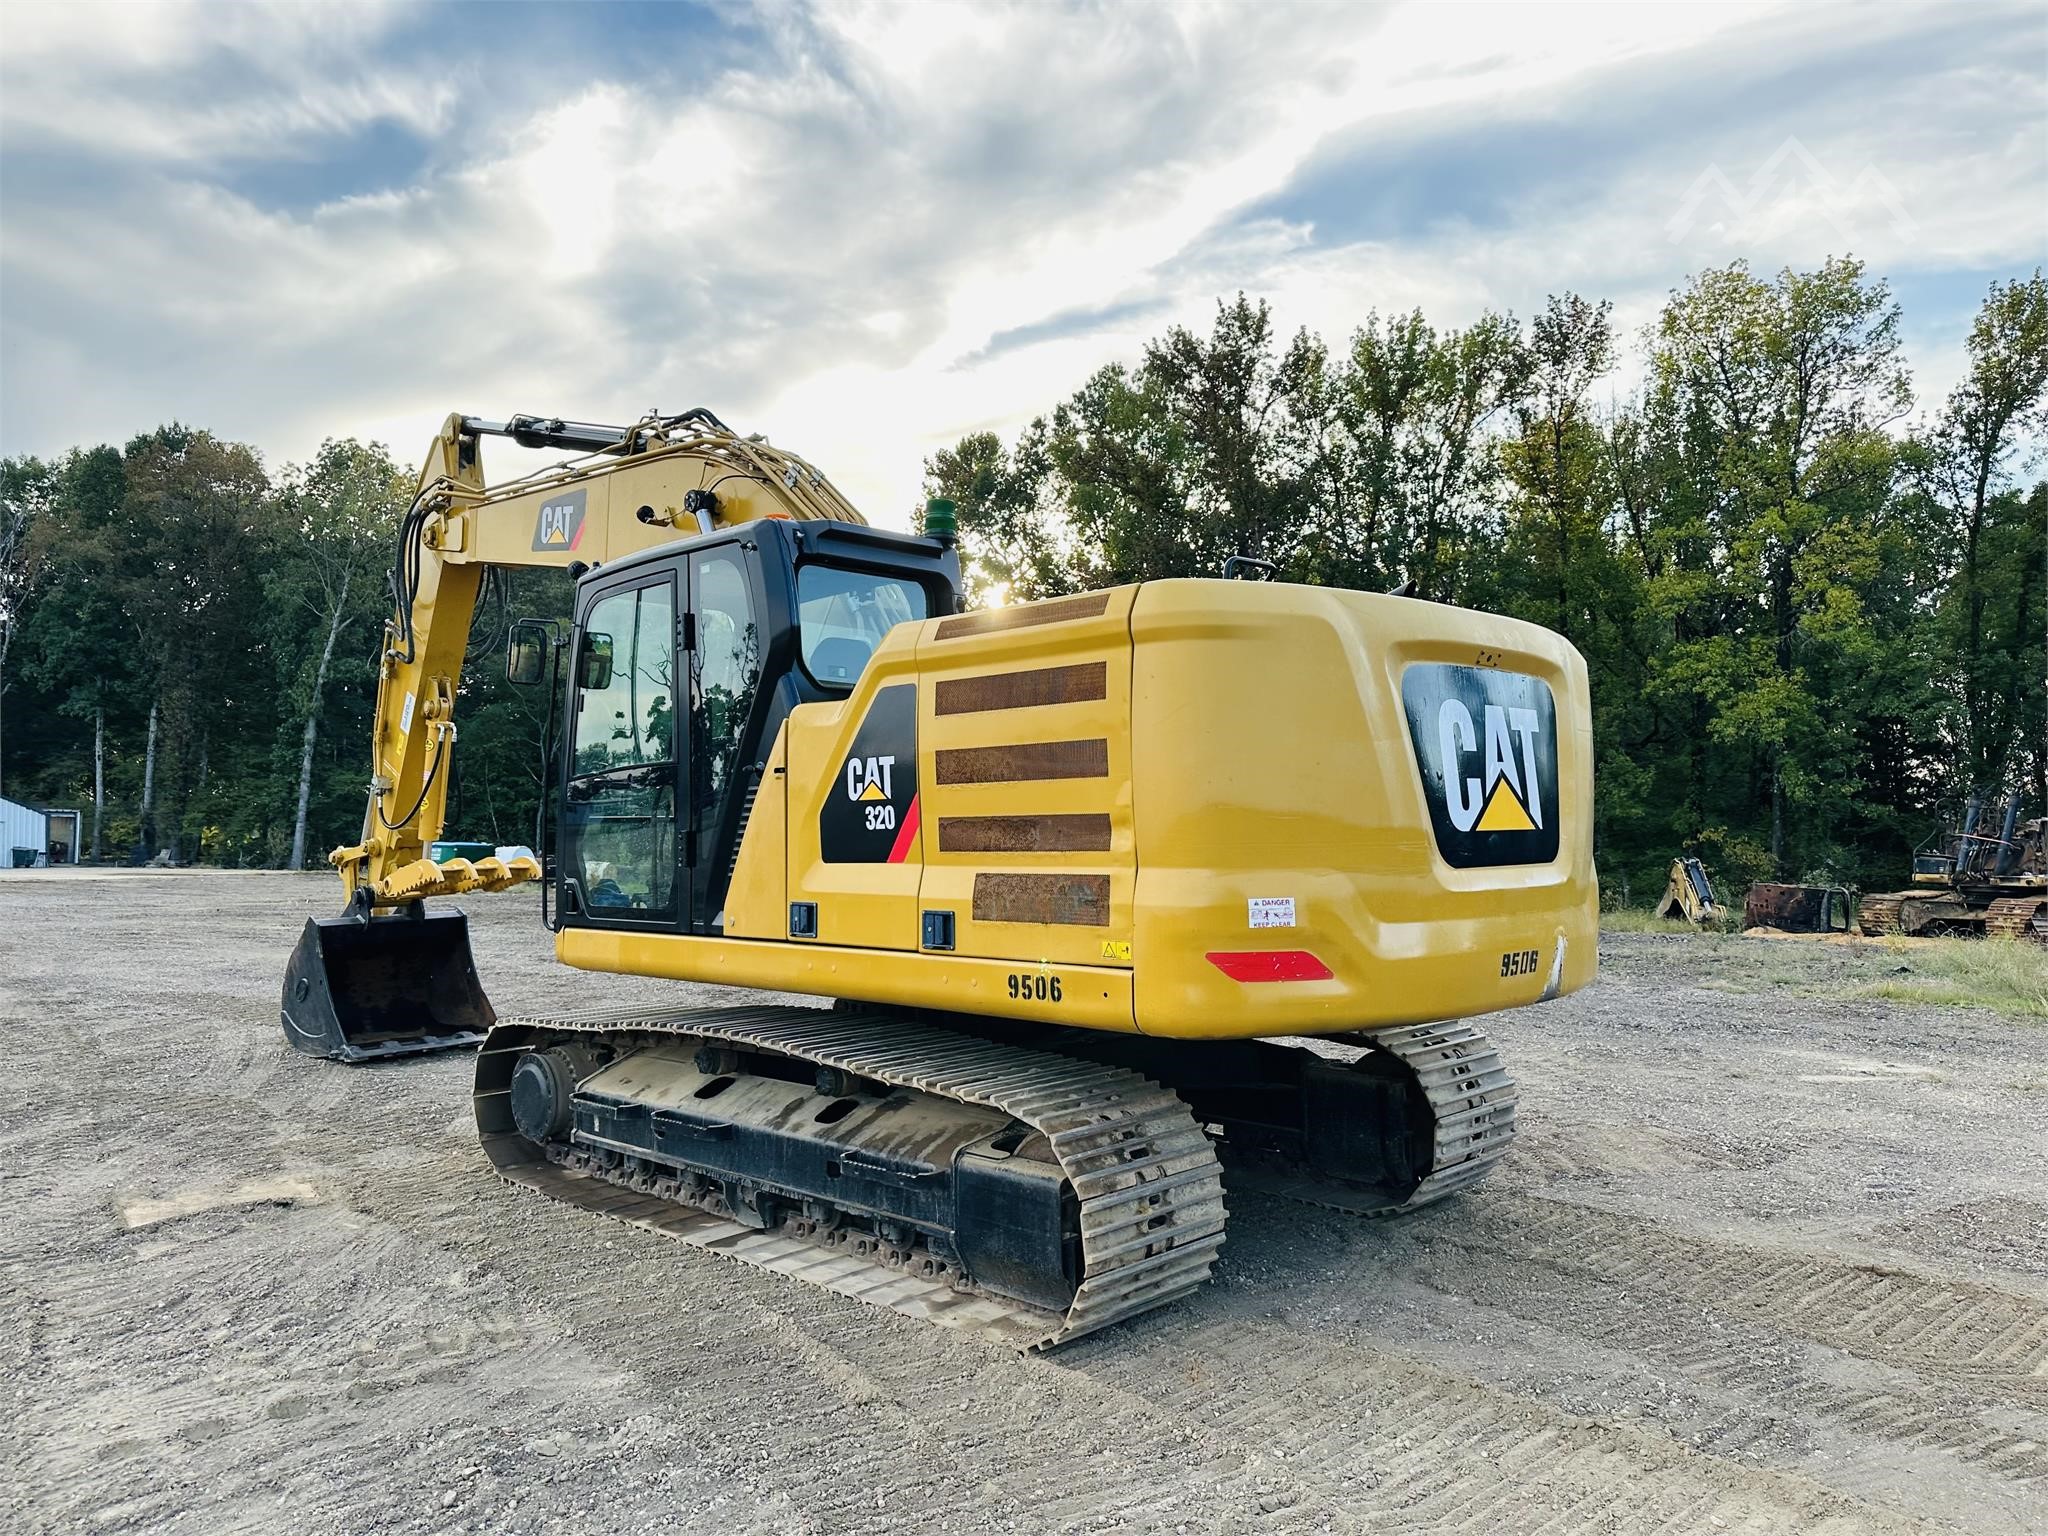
left=282, top=514, right=957, bottom=1062
left=548, top=518, right=956, bottom=939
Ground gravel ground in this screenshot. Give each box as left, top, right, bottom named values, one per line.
left=3, top=870, right=2045, bottom=1536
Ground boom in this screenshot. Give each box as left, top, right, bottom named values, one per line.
left=333, top=410, right=865, bottom=907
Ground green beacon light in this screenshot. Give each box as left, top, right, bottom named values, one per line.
left=923, top=496, right=958, bottom=546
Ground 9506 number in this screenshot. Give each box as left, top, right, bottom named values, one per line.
left=1006, top=972, right=1062, bottom=1003
left=1499, top=948, right=1541, bottom=978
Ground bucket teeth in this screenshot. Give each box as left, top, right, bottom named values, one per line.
left=436, top=858, right=483, bottom=893
left=373, top=854, right=543, bottom=903
left=457, top=855, right=544, bottom=893
left=377, top=857, right=451, bottom=900
left=466, top=855, right=543, bottom=892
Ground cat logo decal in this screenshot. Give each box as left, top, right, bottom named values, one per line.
left=1402, top=664, right=1559, bottom=868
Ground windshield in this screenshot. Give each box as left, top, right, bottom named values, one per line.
left=797, top=565, right=928, bottom=686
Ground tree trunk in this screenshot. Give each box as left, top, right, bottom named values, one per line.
left=290, top=710, right=321, bottom=870
left=1964, top=466, right=1990, bottom=785
left=1553, top=416, right=1570, bottom=638
left=139, top=696, right=159, bottom=859
left=289, top=588, right=350, bottom=870
left=1771, top=763, right=1786, bottom=875
left=180, top=735, right=207, bottom=864
left=91, top=704, right=104, bottom=862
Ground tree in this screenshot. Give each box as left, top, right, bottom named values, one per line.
left=3, top=270, right=2041, bottom=905
left=922, top=427, right=1067, bottom=605
left=1481, top=295, right=1661, bottom=873
left=1644, top=257, right=1910, bottom=873
left=1912, top=271, right=2048, bottom=791
left=266, top=440, right=404, bottom=868
left=0, top=455, right=58, bottom=800
left=1304, top=308, right=1530, bottom=597
left=113, top=426, right=271, bottom=861
left=10, top=447, right=139, bottom=859
left=1496, top=294, right=1618, bottom=640
left=1052, top=296, right=1330, bottom=585
left=943, top=296, right=1331, bottom=596
left=1136, top=294, right=1327, bottom=571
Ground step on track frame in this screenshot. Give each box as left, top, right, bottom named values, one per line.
left=475, top=1005, right=1227, bottom=1351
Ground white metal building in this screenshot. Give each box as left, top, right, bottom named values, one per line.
left=2, top=796, right=79, bottom=868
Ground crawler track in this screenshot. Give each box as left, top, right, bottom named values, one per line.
left=1856, top=892, right=1908, bottom=935
left=1225, top=1021, right=1520, bottom=1216
left=1984, top=896, right=2048, bottom=943
left=475, top=1005, right=1227, bottom=1350
left=1857, top=890, right=1986, bottom=937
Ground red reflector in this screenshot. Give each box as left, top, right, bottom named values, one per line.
left=1205, top=950, right=1334, bottom=982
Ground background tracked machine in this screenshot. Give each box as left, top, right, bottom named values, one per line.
left=1856, top=792, right=2048, bottom=942
left=281, top=408, right=1599, bottom=1349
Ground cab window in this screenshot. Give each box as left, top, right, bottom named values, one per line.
left=573, top=585, right=675, bottom=773
left=690, top=549, right=760, bottom=817
left=796, top=565, right=928, bottom=687
left=566, top=581, right=676, bottom=917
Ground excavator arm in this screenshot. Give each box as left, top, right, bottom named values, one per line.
left=284, top=408, right=866, bottom=1060
left=333, top=409, right=865, bottom=908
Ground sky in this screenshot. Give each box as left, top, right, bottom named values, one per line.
left=2, top=0, right=2044, bottom=528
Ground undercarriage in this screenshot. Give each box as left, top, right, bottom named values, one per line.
left=1857, top=888, right=2048, bottom=941
left=474, top=1004, right=1518, bottom=1348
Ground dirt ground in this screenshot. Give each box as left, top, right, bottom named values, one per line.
left=3, top=871, right=2045, bottom=1536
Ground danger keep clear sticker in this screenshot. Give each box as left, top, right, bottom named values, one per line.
left=1248, top=897, right=1296, bottom=929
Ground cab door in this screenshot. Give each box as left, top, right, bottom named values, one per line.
left=684, top=542, right=768, bottom=932
left=562, top=572, right=686, bottom=929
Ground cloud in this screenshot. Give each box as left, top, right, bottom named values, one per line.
left=2, top=0, right=2043, bottom=524
left=1, top=1, right=447, bottom=163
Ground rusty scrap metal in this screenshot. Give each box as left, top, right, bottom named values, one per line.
left=1744, top=883, right=1853, bottom=934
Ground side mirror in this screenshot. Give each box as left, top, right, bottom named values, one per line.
left=577, top=632, right=615, bottom=690
left=505, top=619, right=550, bottom=686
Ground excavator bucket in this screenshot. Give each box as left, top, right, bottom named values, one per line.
left=281, top=909, right=495, bottom=1062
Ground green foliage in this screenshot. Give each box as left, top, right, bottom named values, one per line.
left=0, top=431, right=569, bottom=868
left=922, top=428, right=1067, bottom=605
left=448, top=566, right=573, bottom=850
left=4, top=259, right=2044, bottom=890
left=1847, top=938, right=2048, bottom=1020
left=1598, top=906, right=1742, bottom=935
left=932, top=260, right=2048, bottom=894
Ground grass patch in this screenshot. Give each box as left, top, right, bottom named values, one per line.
left=1601, top=906, right=1742, bottom=935
left=1847, top=938, right=2048, bottom=1020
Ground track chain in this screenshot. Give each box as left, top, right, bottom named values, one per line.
left=476, top=1004, right=1226, bottom=1351
left=1984, top=895, right=2048, bottom=944
left=1857, top=892, right=1907, bottom=936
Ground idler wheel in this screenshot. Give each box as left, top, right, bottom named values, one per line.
left=510, top=1043, right=603, bottom=1144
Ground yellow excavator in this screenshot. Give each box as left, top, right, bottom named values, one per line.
left=281, top=408, right=1598, bottom=1348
